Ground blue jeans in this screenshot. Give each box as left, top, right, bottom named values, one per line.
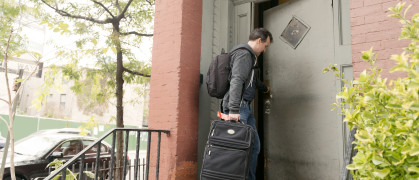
left=224, top=102, right=260, bottom=180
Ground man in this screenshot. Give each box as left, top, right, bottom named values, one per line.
left=222, top=28, right=272, bottom=180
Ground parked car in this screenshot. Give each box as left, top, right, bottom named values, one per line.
left=0, top=128, right=111, bottom=180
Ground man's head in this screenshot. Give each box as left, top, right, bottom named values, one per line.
left=248, top=28, right=273, bottom=56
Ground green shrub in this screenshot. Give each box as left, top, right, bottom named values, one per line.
left=323, top=2, right=419, bottom=179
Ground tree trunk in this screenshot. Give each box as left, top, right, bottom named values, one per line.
left=113, top=21, right=124, bottom=180
left=8, top=110, right=16, bottom=180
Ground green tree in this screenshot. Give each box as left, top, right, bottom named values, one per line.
left=324, top=2, right=419, bottom=179
left=0, top=0, right=42, bottom=179
left=32, top=0, right=154, bottom=178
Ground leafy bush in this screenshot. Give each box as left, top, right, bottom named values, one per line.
left=323, top=2, right=419, bottom=179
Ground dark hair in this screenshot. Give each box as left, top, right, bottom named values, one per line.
left=249, top=28, right=273, bottom=43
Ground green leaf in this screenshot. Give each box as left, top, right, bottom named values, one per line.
left=384, top=151, right=405, bottom=165
left=358, top=70, right=368, bottom=83
left=346, top=163, right=358, bottom=170
left=91, top=39, right=97, bottom=46
left=84, top=171, right=95, bottom=178
left=355, top=130, right=372, bottom=142
left=322, top=67, right=330, bottom=74
left=51, top=175, right=62, bottom=180
left=407, top=166, right=419, bottom=173
left=410, top=147, right=419, bottom=156
left=372, top=168, right=390, bottom=178
left=410, top=135, right=419, bottom=145
left=372, top=155, right=389, bottom=167
left=362, top=48, right=374, bottom=60
left=403, top=4, right=412, bottom=18
left=16, top=78, right=24, bottom=83
left=59, top=23, right=69, bottom=29
left=386, top=104, right=402, bottom=109
left=395, top=2, right=406, bottom=13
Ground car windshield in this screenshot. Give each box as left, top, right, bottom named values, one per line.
left=13, top=135, right=61, bottom=156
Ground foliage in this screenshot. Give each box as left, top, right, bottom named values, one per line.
left=47, top=159, right=78, bottom=180
left=32, top=1, right=154, bottom=178
left=1, top=1, right=24, bottom=59
left=323, top=2, right=419, bottom=179
left=79, top=116, right=98, bottom=136
left=1, top=0, right=43, bottom=179
left=31, top=65, right=61, bottom=110
left=30, top=0, right=153, bottom=120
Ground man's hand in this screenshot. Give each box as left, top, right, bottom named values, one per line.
left=229, top=114, right=240, bottom=121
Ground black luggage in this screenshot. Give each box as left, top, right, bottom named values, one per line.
left=200, top=120, right=255, bottom=180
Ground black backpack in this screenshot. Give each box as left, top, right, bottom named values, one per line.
left=206, top=48, right=250, bottom=99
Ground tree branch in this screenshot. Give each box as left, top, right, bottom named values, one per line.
left=4, top=30, right=13, bottom=108
left=91, top=0, right=115, bottom=18
left=0, top=116, right=10, bottom=130
left=116, top=0, right=134, bottom=20
left=0, top=98, right=9, bottom=105
left=114, top=0, right=122, bottom=12
left=40, top=0, right=113, bottom=24
left=145, top=0, right=154, bottom=6
left=123, top=67, right=151, bottom=77
left=120, top=31, right=153, bottom=37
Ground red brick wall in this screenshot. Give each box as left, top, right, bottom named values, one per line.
left=350, top=0, right=419, bottom=79
left=148, top=0, right=202, bottom=179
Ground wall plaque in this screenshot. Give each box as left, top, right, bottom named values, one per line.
left=279, top=16, right=310, bottom=49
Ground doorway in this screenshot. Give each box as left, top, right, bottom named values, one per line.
left=254, top=0, right=352, bottom=179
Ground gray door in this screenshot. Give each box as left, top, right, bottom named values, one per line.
left=233, top=2, right=253, bottom=45
left=263, top=0, right=351, bottom=179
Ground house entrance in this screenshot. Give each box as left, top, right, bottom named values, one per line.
left=254, top=0, right=352, bottom=179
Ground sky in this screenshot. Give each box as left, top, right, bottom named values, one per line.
left=1, top=3, right=154, bottom=115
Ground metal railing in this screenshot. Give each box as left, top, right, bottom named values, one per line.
left=42, top=128, right=170, bottom=180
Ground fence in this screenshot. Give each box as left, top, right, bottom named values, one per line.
left=39, top=128, right=169, bottom=180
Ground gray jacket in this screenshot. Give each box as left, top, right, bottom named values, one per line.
left=222, top=43, right=267, bottom=114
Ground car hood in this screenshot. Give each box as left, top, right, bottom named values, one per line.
left=0, top=152, right=44, bottom=167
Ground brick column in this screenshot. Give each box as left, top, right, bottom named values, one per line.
left=148, top=0, right=202, bottom=179
left=350, top=0, right=419, bottom=79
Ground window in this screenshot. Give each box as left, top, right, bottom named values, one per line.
left=53, top=140, right=82, bottom=157
left=60, top=94, right=66, bottom=109
left=83, top=140, right=109, bottom=155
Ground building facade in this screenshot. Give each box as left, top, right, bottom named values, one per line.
left=148, top=0, right=418, bottom=179
left=16, top=71, right=149, bottom=127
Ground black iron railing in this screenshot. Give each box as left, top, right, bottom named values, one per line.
left=42, top=128, right=170, bottom=180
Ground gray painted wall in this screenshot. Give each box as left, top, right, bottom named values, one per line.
left=197, top=1, right=253, bottom=177
left=197, top=0, right=214, bottom=177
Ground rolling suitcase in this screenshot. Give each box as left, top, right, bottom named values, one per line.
left=200, top=120, right=255, bottom=180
